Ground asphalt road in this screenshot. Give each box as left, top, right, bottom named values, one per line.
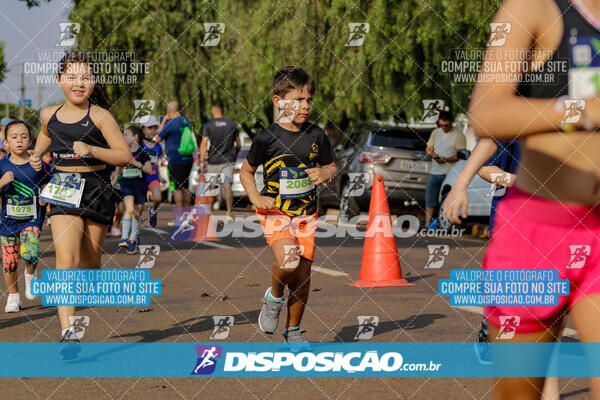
left=0, top=205, right=590, bottom=399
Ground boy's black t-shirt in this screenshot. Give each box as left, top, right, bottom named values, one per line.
left=246, top=123, right=334, bottom=216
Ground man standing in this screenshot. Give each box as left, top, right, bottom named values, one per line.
left=156, top=101, right=194, bottom=207
left=424, top=111, right=466, bottom=229
left=200, top=101, right=240, bottom=216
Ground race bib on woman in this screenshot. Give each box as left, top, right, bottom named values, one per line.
left=40, top=173, right=85, bottom=208
left=279, top=167, right=314, bottom=199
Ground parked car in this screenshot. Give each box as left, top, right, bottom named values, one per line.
left=436, top=149, right=493, bottom=231
left=318, top=122, right=434, bottom=218
left=188, top=147, right=264, bottom=209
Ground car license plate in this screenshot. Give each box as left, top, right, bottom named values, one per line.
left=400, top=160, right=428, bottom=173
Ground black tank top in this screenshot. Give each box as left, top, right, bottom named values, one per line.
left=517, top=0, right=600, bottom=98
left=47, top=102, right=109, bottom=166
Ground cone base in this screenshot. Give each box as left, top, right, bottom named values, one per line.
left=347, top=279, right=416, bottom=288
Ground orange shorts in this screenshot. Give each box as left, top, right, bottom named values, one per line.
left=257, top=209, right=318, bottom=261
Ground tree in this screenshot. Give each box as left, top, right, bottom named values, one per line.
left=0, top=42, right=6, bottom=85
left=55, top=0, right=500, bottom=129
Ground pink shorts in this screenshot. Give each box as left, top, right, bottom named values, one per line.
left=484, top=187, right=600, bottom=333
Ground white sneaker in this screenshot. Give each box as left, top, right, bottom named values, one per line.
left=5, top=293, right=21, bottom=313
left=25, top=271, right=37, bottom=300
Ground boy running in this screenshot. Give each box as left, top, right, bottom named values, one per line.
left=240, top=66, right=337, bottom=350
left=0, top=120, right=51, bottom=312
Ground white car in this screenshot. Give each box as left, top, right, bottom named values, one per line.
left=188, top=147, right=264, bottom=208
left=436, top=150, right=493, bottom=230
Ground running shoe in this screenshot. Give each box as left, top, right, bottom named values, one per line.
left=167, top=221, right=176, bottom=227
left=149, top=208, right=158, bottom=228
left=58, top=330, right=81, bottom=360
left=283, top=328, right=312, bottom=352
left=258, top=288, right=284, bottom=334
left=474, top=321, right=493, bottom=366
left=111, top=227, right=121, bottom=237
left=118, top=238, right=128, bottom=248
left=25, top=270, right=37, bottom=300
left=127, top=239, right=138, bottom=254
left=4, top=293, right=21, bottom=313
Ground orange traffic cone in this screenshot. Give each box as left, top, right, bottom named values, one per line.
left=192, top=172, right=218, bottom=241
left=348, top=175, right=414, bottom=287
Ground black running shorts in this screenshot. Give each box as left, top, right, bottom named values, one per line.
left=168, top=162, right=193, bottom=191
left=48, top=169, right=117, bottom=226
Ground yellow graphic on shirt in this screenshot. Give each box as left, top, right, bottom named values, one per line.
left=309, top=142, right=319, bottom=159
left=264, top=153, right=315, bottom=216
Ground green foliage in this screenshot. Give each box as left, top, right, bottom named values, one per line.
left=66, top=0, right=500, bottom=129
left=0, top=103, right=41, bottom=134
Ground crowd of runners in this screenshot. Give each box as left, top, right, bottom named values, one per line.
left=2, top=0, right=600, bottom=397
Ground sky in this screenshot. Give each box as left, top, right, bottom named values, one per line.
left=0, top=0, right=74, bottom=111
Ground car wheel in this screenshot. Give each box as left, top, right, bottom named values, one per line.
left=437, top=190, right=462, bottom=232
left=339, top=181, right=361, bottom=219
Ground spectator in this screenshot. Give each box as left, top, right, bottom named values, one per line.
left=424, top=111, right=466, bottom=229
left=156, top=101, right=194, bottom=208
left=200, top=101, right=240, bottom=216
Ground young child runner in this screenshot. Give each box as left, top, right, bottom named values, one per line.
left=0, top=121, right=51, bottom=312
left=469, top=0, right=600, bottom=398
left=29, top=51, right=130, bottom=357
left=141, top=115, right=163, bottom=227
left=117, top=126, right=152, bottom=254
left=240, top=66, right=337, bottom=350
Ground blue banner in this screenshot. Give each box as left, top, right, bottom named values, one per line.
left=0, top=342, right=598, bottom=377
